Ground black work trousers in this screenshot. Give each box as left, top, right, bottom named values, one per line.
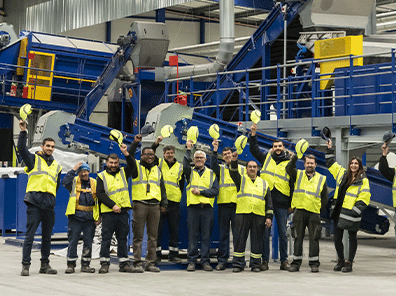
left=232, top=213, right=265, bottom=269
left=100, top=211, right=130, bottom=267
left=157, top=201, right=180, bottom=259
left=22, top=204, right=55, bottom=266
left=334, top=226, right=358, bottom=262
left=291, top=209, right=321, bottom=268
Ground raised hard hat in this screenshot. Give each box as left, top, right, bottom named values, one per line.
left=141, top=124, right=155, bottom=137
left=383, top=131, right=396, bottom=145
left=295, top=138, right=309, bottom=159
left=77, top=162, right=90, bottom=173
left=161, top=125, right=174, bottom=138
left=209, top=124, right=220, bottom=139
left=235, top=135, right=248, bottom=155
left=20, top=103, right=32, bottom=122
left=187, top=126, right=199, bottom=144
left=109, top=129, right=123, bottom=146
left=250, top=110, right=261, bottom=124
left=320, top=126, right=331, bottom=141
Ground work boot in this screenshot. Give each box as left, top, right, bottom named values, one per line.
left=333, top=259, right=345, bottom=271
left=215, top=263, right=226, bottom=271
left=39, top=262, right=57, bottom=275
left=145, top=264, right=160, bottom=272
left=259, top=261, right=269, bottom=271
left=232, top=267, right=244, bottom=273
left=99, top=263, right=109, bottom=274
left=342, top=261, right=353, bottom=273
left=202, top=263, right=213, bottom=271
left=65, top=264, right=75, bottom=274
left=251, top=267, right=261, bottom=272
left=311, top=266, right=319, bottom=273
left=81, top=265, right=95, bottom=273
left=288, top=265, right=300, bottom=272
left=187, top=263, right=196, bottom=272
left=134, top=265, right=145, bottom=273
left=21, top=264, right=29, bottom=276
left=119, top=264, right=136, bottom=273
left=280, top=260, right=291, bottom=270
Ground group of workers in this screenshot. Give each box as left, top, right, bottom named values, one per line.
left=18, top=116, right=382, bottom=276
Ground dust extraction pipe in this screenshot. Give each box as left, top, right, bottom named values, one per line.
left=165, top=0, right=235, bottom=79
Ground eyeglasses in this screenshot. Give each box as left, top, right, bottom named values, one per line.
left=142, top=153, right=155, bottom=156
left=194, top=156, right=205, bottom=159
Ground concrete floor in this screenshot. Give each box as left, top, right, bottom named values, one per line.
left=1, top=232, right=396, bottom=296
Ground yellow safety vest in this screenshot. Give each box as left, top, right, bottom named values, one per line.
left=25, top=154, right=62, bottom=196
left=292, top=170, right=326, bottom=214
left=392, top=168, right=396, bottom=207
left=132, top=160, right=162, bottom=202
left=236, top=175, right=270, bottom=217
left=329, top=162, right=371, bottom=210
left=186, top=167, right=215, bottom=207
left=158, top=158, right=182, bottom=203
left=97, top=168, right=131, bottom=213
left=218, top=164, right=245, bottom=204
left=65, top=176, right=99, bottom=221
left=260, top=154, right=290, bottom=195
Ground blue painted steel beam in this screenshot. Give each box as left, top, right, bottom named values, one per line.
left=106, top=21, right=111, bottom=43
left=211, top=0, right=274, bottom=11
left=156, top=8, right=166, bottom=23
left=200, top=19, right=205, bottom=44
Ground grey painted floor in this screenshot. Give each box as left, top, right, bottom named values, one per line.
left=1, top=231, right=396, bottom=296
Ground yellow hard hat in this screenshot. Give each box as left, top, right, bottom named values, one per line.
left=20, top=103, right=32, bottom=122
left=161, top=125, right=174, bottom=138
left=235, top=135, right=248, bottom=155
left=109, top=129, right=123, bottom=146
left=209, top=124, right=220, bottom=139
left=250, top=110, right=261, bottom=124
left=296, top=138, right=309, bottom=159
left=187, top=126, right=199, bottom=144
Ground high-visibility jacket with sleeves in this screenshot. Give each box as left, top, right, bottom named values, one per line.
left=97, top=168, right=131, bottom=213
left=260, top=153, right=290, bottom=195
left=392, top=168, right=396, bottom=207
left=292, top=170, right=326, bottom=214
left=25, top=154, right=62, bottom=196
left=132, top=160, right=162, bottom=202
left=329, top=161, right=371, bottom=231
left=218, top=164, right=245, bottom=204
left=186, top=167, right=215, bottom=207
left=158, top=158, right=182, bottom=203
left=65, top=176, right=99, bottom=221
left=236, top=175, right=271, bottom=217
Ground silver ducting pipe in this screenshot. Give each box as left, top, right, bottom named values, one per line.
left=165, top=0, right=235, bottom=79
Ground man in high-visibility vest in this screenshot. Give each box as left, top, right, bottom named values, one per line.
left=379, top=143, right=396, bottom=211
left=63, top=162, right=99, bottom=274
left=184, top=140, right=219, bottom=272
left=129, top=135, right=168, bottom=273
left=149, top=136, right=184, bottom=264
left=97, top=144, right=135, bottom=274
left=210, top=139, right=245, bottom=271
left=18, top=120, right=62, bottom=276
left=249, top=123, right=292, bottom=271
left=286, top=153, right=328, bottom=272
left=229, top=151, right=273, bottom=272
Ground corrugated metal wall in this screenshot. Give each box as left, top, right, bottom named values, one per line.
left=5, top=0, right=193, bottom=34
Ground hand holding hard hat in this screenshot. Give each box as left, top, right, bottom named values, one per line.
left=295, top=138, right=309, bottom=159
left=109, top=129, right=123, bottom=146
left=20, top=103, right=32, bottom=123
left=235, top=135, right=248, bottom=155
left=161, top=125, right=174, bottom=138
left=383, top=131, right=396, bottom=146
left=209, top=124, right=220, bottom=139
left=187, top=126, right=199, bottom=144
left=250, top=110, right=261, bottom=124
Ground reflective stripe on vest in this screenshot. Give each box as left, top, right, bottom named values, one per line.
left=98, top=168, right=131, bottom=213
left=292, top=171, right=325, bottom=214
left=25, top=154, right=62, bottom=196
left=186, top=168, right=215, bottom=207
left=159, top=158, right=183, bottom=202
left=259, top=154, right=290, bottom=195
left=392, top=169, right=396, bottom=207
left=236, top=176, right=268, bottom=216
left=132, top=161, right=162, bottom=202
left=218, top=164, right=245, bottom=204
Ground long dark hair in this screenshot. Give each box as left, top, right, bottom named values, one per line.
left=346, top=156, right=365, bottom=185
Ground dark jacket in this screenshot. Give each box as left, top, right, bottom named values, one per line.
left=17, top=131, right=61, bottom=210
left=249, top=135, right=292, bottom=208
